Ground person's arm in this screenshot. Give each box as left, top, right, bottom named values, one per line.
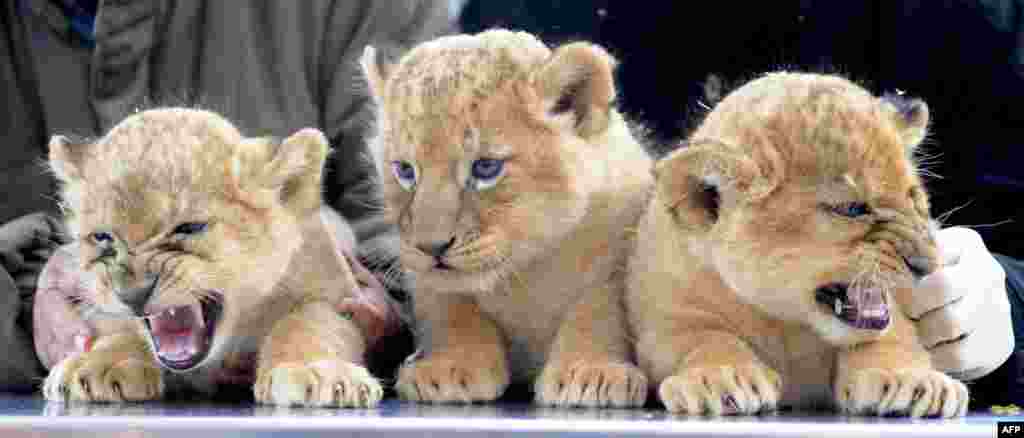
left=0, top=267, right=41, bottom=392
left=0, top=212, right=68, bottom=391
left=994, top=253, right=1024, bottom=307
left=969, top=252, right=1024, bottom=406
left=318, top=0, right=455, bottom=228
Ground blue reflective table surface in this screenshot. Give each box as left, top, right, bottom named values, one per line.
left=0, top=394, right=1010, bottom=437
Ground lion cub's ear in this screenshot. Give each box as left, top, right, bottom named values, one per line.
left=533, top=42, right=618, bottom=139
left=48, top=135, right=90, bottom=183
left=652, top=140, right=772, bottom=232
left=881, top=93, right=930, bottom=152
left=259, top=128, right=330, bottom=216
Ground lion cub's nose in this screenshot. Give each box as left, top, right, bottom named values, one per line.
left=904, top=255, right=934, bottom=280
left=416, top=237, right=455, bottom=258
left=117, top=274, right=158, bottom=315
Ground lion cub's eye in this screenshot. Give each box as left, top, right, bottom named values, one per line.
left=829, top=202, right=872, bottom=218
left=471, top=158, right=505, bottom=190
left=391, top=160, right=418, bottom=191
left=173, top=222, right=208, bottom=236
left=90, top=231, right=114, bottom=245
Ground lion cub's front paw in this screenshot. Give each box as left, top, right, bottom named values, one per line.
left=835, top=368, right=968, bottom=418
left=535, top=360, right=648, bottom=408
left=254, top=359, right=382, bottom=408
left=395, top=354, right=509, bottom=404
left=42, top=353, right=164, bottom=403
left=659, top=363, right=782, bottom=416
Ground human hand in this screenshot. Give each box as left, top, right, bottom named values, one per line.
left=32, top=244, right=97, bottom=370
left=909, top=227, right=1012, bottom=381
left=0, top=212, right=69, bottom=298
left=337, top=248, right=402, bottom=347
left=320, top=207, right=402, bottom=350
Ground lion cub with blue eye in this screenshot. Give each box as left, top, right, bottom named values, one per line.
left=360, top=29, right=653, bottom=406
left=41, top=108, right=382, bottom=407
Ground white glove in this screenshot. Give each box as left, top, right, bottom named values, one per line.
left=905, top=227, right=1012, bottom=381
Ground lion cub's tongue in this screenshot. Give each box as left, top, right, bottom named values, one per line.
left=148, top=304, right=204, bottom=364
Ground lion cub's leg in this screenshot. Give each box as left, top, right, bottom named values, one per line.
left=254, top=301, right=382, bottom=408
left=396, top=293, right=509, bottom=404
left=647, top=321, right=782, bottom=415
left=834, top=312, right=968, bottom=418
left=535, top=283, right=648, bottom=408
left=42, top=330, right=164, bottom=402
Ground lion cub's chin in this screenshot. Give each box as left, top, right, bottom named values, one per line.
left=409, top=266, right=505, bottom=295
left=732, top=282, right=897, bottom=347
left=809, top=312, right=890, bottom=347
left=401, top=251, right=512, bottom=294
left=744, top=294, right=891, bottom=348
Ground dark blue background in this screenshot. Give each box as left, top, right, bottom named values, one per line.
left=460, top=0, right=1024, bottom=258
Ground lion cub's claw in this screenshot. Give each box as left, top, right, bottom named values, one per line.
left=255, top=360, right=382, bottom=408
left=42, top=354, right=164, bottom=403
left=396, top=356, right=509, bottom=404
left=659, top=363, right=782, bottom=416
left=835, top=368, right=968, bottom=418
left=535, top=360, right=648, bottom=408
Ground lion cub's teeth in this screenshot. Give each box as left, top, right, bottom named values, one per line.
left=834, top=298, right=843, bottom=316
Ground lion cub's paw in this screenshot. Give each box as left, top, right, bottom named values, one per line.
left=535, top=360, right=648, bottom=408
left=42, top=353, right=164, bottom=403
left=835, top=368, right=968, bottom=418
left=659, top=363, right=782, bottom=416
left=254, top=360, right=382, bottom=408
left=395, top=355, right=509, bottom=404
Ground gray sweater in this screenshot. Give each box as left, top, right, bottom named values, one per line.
left=0, top=0, right=454, bottom=391
left=1, top=0, right=454, bottom=224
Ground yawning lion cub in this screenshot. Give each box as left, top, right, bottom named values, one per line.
left=626, top=72, right=968, bottom=417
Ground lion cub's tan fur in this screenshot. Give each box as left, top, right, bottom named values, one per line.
left=41, top=108, right=382, bottom=407
left=360, top=30, right=652, bottom=406
left=627, top=72, right=968, bottom=417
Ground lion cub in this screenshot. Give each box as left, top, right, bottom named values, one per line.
left=359, top=30, right=652, bottom=407
left=626, top=72, right=968, bottom=417
left=41, top=108, right=382, bottom=407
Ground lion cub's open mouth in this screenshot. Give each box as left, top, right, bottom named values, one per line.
left=815, top=283, right=890, bottom=330
left=142, top=294, right=223, bottom=371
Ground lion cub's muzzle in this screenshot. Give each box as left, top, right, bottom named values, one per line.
left=815, top=213, right=939, bottom=333
left=815, top=283, right=890, bottom=331
left=114, top=273, right=158, bottom=316
left=870, top=212, right=941, bottom=280
left=107, top=262, right=224, bottom=372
